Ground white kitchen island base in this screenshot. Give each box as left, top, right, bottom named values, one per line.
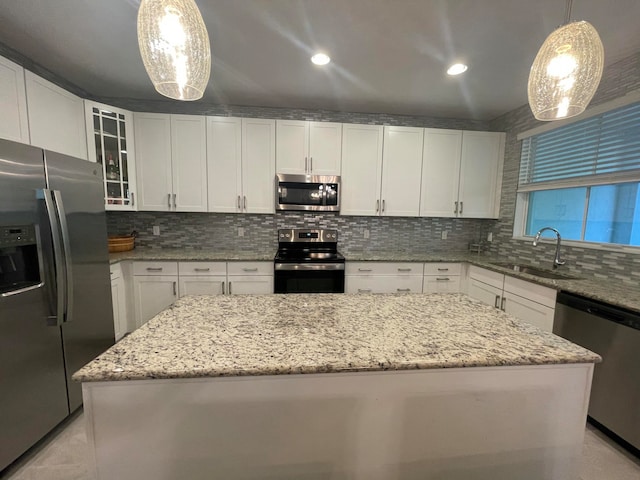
left=83, top=363, right=593, bottom=480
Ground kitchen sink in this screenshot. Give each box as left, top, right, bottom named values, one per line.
left=489, top=262, right=581, bottom=280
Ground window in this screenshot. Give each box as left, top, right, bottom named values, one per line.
left=517, top=101, right=640, bottom=247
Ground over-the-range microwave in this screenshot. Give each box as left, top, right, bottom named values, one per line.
left=275, top=174, right=340, bottom=212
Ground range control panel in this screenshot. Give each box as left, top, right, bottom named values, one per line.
left=278, top=229, right=338, bottom=243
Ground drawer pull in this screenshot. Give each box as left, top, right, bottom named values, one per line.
left=397, top=288, right=411, bottom=292
left=436, top=277, right=450, bottom=281
left=222, top=281, right=225, bottom=294
left=495, top=295, right=500, bottom=309
left=194, top=268, right=210, bottom=272
left=358, top=268, right=373, bottom=272
left=242, top=268, right=258, bottom=272
left=358, top=288, right=372, bottom=293
left=146, top=267, right=163, bottom=272
left=500, top=297, right=506, bottom=311
left=397, top=268, right=412, bottom=272
left=437, top=268, right=449, bottom=272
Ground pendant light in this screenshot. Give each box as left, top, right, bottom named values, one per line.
left=137, top=0, right=211, bottom=101
left=527, top=0, right=604, bottom=121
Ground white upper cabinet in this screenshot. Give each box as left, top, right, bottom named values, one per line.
left=25, top=71, right=87, bottom=160
left=420, top=129, right=504, bottom=219
left=458, top=131, right=505, bottom=219
left=380, top=126, right=424, bottom=217
left=276, top=120, right=342, bottom=175
left=171, top=114, right=207, bottom=212
left=340, top=124, right=383, bottom=216
left=420, top=129, right=463, bottom=217
left=207, top=117, right=275, bottom=214
left=85, top=101, right=137, bottom=211
left=135, top=113, right=207, bottom=212
left=0, top=55, right=29, bottom=143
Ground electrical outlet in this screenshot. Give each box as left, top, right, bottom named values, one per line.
left=487, top=232, right=493, bottom=242
left=363, top=229, right=370, bottom=239
left=441, top=230, right=448, bottom=240
left=238, top=227, right=244, bottom=237
left=152, top=225, right=160, bottom=236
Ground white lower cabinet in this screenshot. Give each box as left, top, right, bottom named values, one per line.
left=132, top=262, right=179, bottom=328
left=178, top=261, right=227, bottom=296
left=227, top=262, right=273, bottom=295
left=110, top=263, right=128, bottom=341
left=422, top=263, right=461, bottom=293
left=346, top=262, right=423, bottom=294
left=466, top=265, right=556, bottom=332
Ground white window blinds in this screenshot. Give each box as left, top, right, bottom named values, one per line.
left=519, top=101, right=640, bottom=192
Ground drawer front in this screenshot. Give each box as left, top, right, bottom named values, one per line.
left=346, top=275, right=423, bottom=294
left=503, top=276, right=557, bottom=309
left=346, top=262, right=423, bottom=276
left=227, top=261, right=273, bottom=276
left=110, top=262, right=122, bottom=280
left=178, top=261, right=227, bottom=276
left=423, top=275, right=461, bottom=294
left=133, top=261, right=179, bottom=276
left=423, top=262, right=461, bottom=276
left=468, top=265, right=504, bottom=290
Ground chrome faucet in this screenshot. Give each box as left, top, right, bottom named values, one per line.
left=532, top=227, right=566, bottom=269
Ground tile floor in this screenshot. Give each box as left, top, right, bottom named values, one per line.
left=1, top=412, right=639, bottom=480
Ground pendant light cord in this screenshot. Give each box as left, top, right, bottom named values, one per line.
left=564, top=0, right=573, bottom=24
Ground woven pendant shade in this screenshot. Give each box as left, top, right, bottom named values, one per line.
left=528, top=20, right=604, bottom=121
left=137, top=0, right=211, bottom=101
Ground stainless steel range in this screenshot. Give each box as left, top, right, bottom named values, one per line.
left=274, top=229, right=345, bottom=293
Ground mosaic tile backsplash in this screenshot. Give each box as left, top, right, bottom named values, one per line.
left=107, top=211, right=494, bottom=257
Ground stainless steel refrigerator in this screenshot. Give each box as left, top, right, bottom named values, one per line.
left=0, top=138, right=114, bottom=471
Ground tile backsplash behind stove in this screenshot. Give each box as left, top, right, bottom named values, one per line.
left=107, top=212, right=495, bottom=256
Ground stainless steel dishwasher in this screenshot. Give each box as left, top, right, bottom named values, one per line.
left=554, top=291, right=640, bottom=451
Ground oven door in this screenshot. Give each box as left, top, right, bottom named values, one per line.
left=274, top=263, right=345, bottom=293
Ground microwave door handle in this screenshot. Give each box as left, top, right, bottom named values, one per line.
left=39, top=189, right=65, bottom=327
left=53, top=190, right=73, bottom=323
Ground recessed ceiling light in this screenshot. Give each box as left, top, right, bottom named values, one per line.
left=311, top=53, right=331, bottom=66
left=447, top=63, right=468, bottom=75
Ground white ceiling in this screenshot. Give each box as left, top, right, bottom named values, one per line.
left=0, top=0, right=639, bottom=120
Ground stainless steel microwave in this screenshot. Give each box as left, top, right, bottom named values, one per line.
left=275, top=174, right=340, bottom=212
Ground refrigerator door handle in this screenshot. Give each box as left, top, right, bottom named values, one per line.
left=53, top=190, right=73, bottom=323
left=40, top=189, right=66, bottom=326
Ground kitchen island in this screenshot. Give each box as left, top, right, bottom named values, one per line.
left=75, top=293, right=600, bottom=480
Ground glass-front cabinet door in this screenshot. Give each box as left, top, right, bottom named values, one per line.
left=84, top=101, right=137, bottom=210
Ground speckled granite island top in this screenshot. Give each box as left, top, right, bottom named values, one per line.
left=74, top=293, right=600, bottom=382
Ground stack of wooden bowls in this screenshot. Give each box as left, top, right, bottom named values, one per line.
left=108, top=235, right=135, bottom=253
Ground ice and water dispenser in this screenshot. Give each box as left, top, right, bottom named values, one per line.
left=0, top=224, right=42, bottom=296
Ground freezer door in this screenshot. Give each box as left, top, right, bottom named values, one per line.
left=45, top=150, right=115, bottom=411
left=0, top=139, right=69, bottom=471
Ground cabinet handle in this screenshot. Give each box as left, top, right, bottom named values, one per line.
left=173, top=193, right=177, bottom=208
left=237, top=195, right=241, bottom=210
left=194, top=268, right=210, bottom=272
left=382, top=200, right=386, bottom=212
left=459, top=201, right=463, bottom=214
left=305, top=156, right=308, bottom=172
left=437, top=268, right=449, bottom=272
left=397, top=288, right=411, bottom=292
left=500, top=296, right=506, bottom=311
left=243, top=267, right=258, bottom=272
left=358, top=268, right=373, bottom=272
left=397, top=268, right=412, bottom=272
left=358, top=288, right=372, bottom=293
left=131, top=192, right=135, bottom=207
left=173, top=281, right=177, bottom=296
left=436, top=277, right=450, bottom=281
left=168, top=193, right=171, bottom=209
left=454, top=201, right=458, bottom=214
left=310, top=157, right=313, bottom=172
left=376, top=200, right=380, bottom=212
left=243, top=195, right=247, bottom=210
left=495, top=295, right=500, bottom=309
left=229, top=282, right=232, bottom=294
left=146, top=267, right=163, bottom=272
left=222, top=281, right=225, bottom=294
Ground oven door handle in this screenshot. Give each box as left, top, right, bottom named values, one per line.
left=275, top=263, right=345, bottom=271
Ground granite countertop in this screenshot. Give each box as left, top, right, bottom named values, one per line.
left=109, top=248, right=275, bottom=263
left=74, top=293, right=600, bottom=383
